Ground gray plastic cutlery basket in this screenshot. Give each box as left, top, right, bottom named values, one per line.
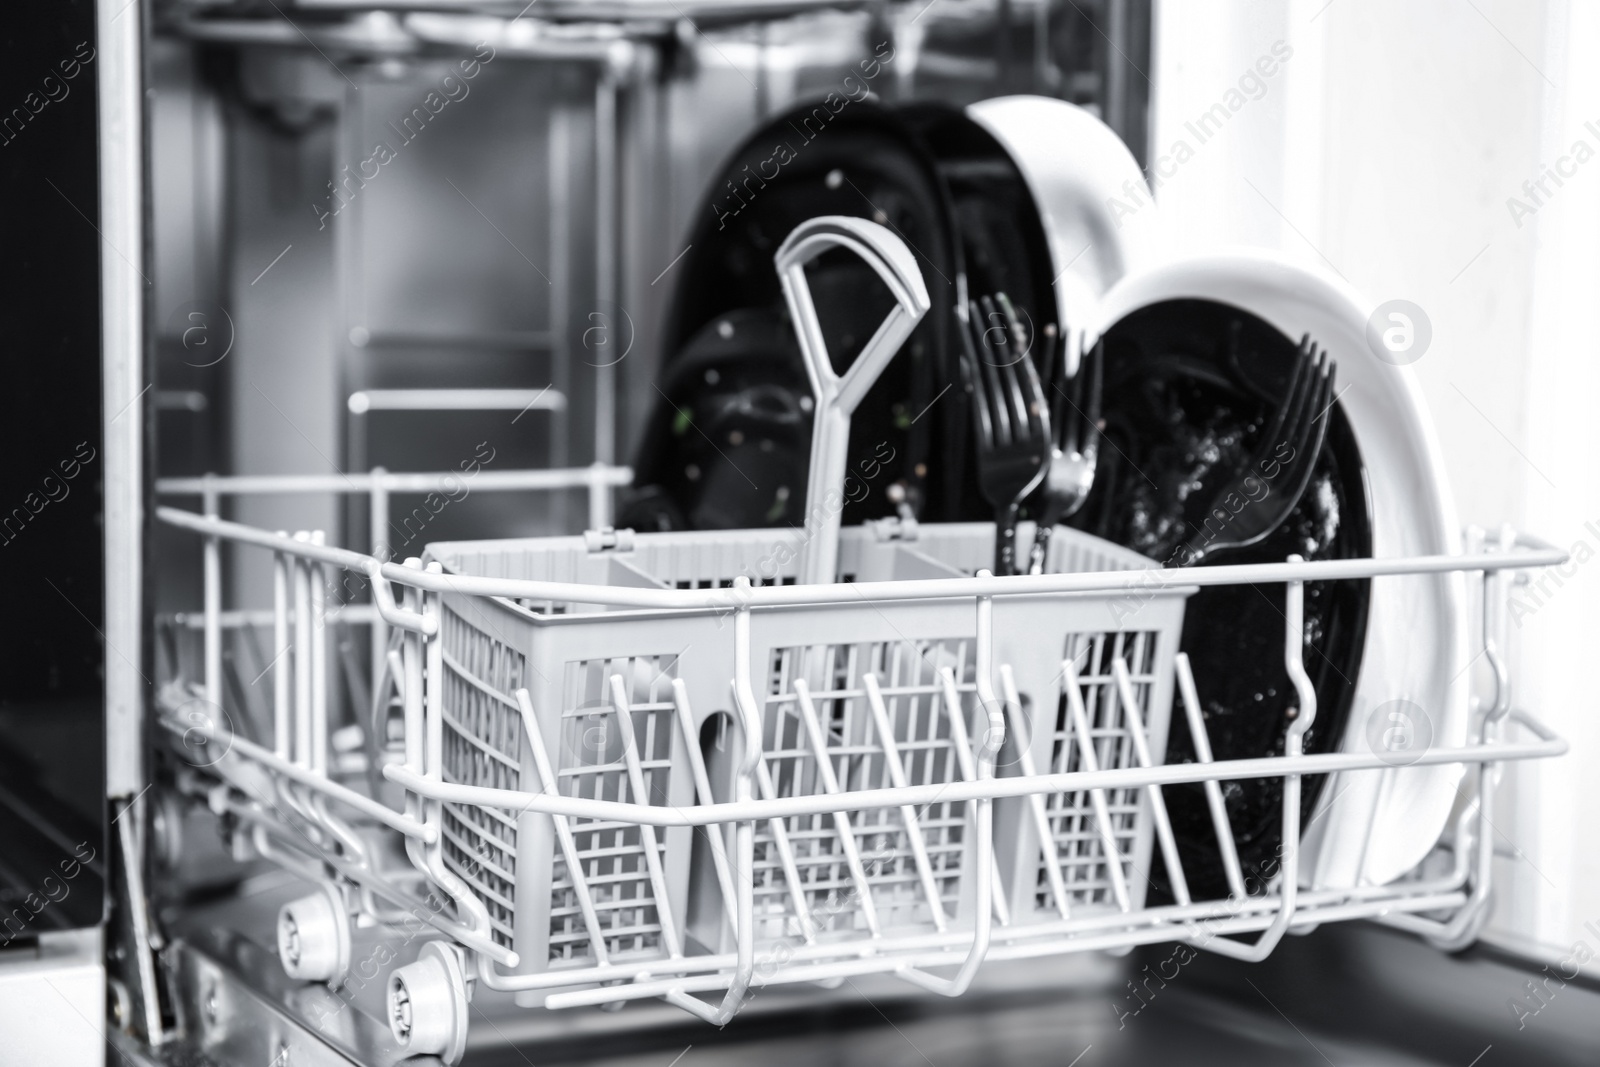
left=420, top=518, right=1191, bottom=978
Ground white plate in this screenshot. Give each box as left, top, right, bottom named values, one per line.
left=966, top=96, right=1163, bottom=377
left=1084, top=249, right=1469, bottom=889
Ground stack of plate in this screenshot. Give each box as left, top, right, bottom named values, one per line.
left=973, top=95, right=1466, bottom=890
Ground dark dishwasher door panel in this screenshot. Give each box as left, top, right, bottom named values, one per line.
left=467, top=924, right=1599, bottom=1067
left=0, top=0, right=107, bottom=937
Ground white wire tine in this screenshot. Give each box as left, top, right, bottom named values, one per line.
left=1282, top=570, right=1319, bottom=741
left=753, top=748, right=819, bottom=944
left=862, top=673, right=950, bottom=933
left=1174, top=652, right=1247, bottom=900
left=669, top=679, right=741, bottom=935
left=386, top=647, right=406, bottom=698
left=729, top=594, right=816, bottom=946
left=938, top=668, right=980, bottom=786
left=868, top=666, right=996, bottom=998
left=414, top=569, right=490, bottom=943
left=309, top=791, right=366, bottom=864
left=1196, top=775, right=1303, bottom=963
left=292, top=534, right=313, bottom=768
left=1062, top=659, right=1133, bottom=913
left=606, top=674, right=684, bottom=959
left=792, top=679, right=883, bottom=937
left=1200, top=568, right=1314, bottom=962
left=1382, top=783, right=1495, bottom=949
left=939, top=667, right=1010, bottom=926
left=272, top=546, right=291, bottom=761
left=661, top=667, right=761, bottom=1024
left=400, top=578, right=425, bottom=823
left=375, top=646, right=407, bottom=748
left=895, top=794, right=998, bottom=998
left=422, top=566, right=447, bottom=794
left=687, top=674, right=761, bottom=1023
left=379, top=566, right=498, bottom=958
left=203, top=481, right=222, bottom=713
left=309, top=531, right=328, bottom=774
left=1111, top=658, right=1191, bottom=906
left=515, top=688, right=611, bottom=968
left=998, top=664, right=1071, bottom=919
left=1481, top=532, right=1513, bottom=729
left=660, top=815, right=758, bottom=1026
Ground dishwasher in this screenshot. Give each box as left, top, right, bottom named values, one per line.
left=2, top=1, right=1593, bottom=1065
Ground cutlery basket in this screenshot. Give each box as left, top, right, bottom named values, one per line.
left=415, top=519, right=1191, bottom=979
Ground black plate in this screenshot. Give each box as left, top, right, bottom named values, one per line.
left=1075, top=298, right=1372, bottom=902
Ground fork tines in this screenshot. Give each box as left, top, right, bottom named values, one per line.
left=1178, top=332, right=1337, bottom=564
left=1266, top=334, right=1335, bottom=504
left=969, top=295, right=1049, bottom=452
left=963, top=294, right=1052, bottom=576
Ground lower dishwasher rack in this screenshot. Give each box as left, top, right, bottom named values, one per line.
left=151, top=492, right=1568, bottom=1064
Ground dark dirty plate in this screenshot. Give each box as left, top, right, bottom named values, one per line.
left=1072, top=297, right=1372, bottom=903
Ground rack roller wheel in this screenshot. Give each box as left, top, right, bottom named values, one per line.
left=388, top=941, right=469, bottom=1064
left=276, top=883, right=352, bottom=984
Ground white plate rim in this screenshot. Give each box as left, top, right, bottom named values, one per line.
left=965, top=95, right=1161, bottom=378
left=1081, top=247, right=1470, bottom=888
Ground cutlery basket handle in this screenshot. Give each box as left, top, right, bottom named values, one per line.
left=774, top=216, right=931, bottom=585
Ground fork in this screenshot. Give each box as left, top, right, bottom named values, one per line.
left=962, top=292, right=1051, bottom=576
left=1176, top=335, right=1335, bottom=565
left=1027, top=335, right=1103, bottom=574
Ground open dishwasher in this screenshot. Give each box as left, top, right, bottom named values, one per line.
left=3, top=1, right=1594, bottom=1065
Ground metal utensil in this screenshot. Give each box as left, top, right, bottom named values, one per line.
left=962, top=292, right=1051, bottom=576
left=1027, top=335, right=1103, bottom=574
left=1177, top=334, right=1335, bottom=565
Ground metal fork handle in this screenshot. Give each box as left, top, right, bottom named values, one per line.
left=996, top=502, right=1023, bottom=578
left=775, top=216, right=932, bottom=585
left=1027, top=512, right=1052, bottom=574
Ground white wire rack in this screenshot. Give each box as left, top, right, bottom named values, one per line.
left=153, top=488, right=1568, bottom=1052
left=156, top=463, right=631, bottom=704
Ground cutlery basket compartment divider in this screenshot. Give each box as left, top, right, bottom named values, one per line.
left=422, top=520, right=1192, bottom=979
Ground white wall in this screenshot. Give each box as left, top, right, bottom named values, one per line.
left=1152, top=0, right=1600, bottom=957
